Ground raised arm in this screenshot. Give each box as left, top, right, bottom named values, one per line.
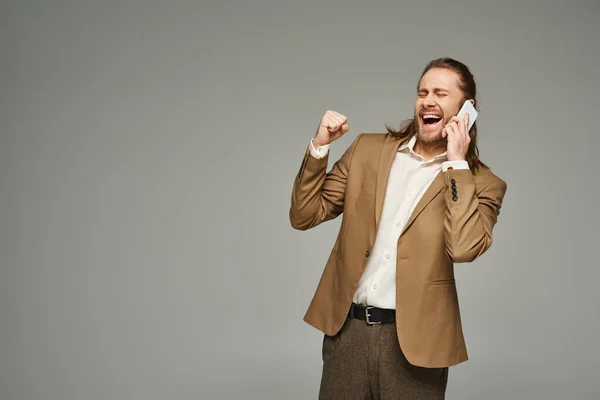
left=289, top=110, right=361, bottom=230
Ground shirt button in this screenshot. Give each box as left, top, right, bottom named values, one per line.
left=386, top=254, right=390, bottom=259
left=396, top=222, right=401, bottom=227
left=373, top=284, right=378, bottom=289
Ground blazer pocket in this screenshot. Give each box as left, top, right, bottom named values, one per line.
left=428, top=279, right=456, bottom=287
left=332, top=247, right=343, bottom=260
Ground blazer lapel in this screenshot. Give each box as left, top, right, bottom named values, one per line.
left=400, top=171, right=445, bottom=237
left=375, top=134, right=404, bottom=229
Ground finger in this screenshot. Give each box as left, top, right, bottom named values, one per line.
left=332, top=111, right=347, bottom=122
left=447, top=123, right=458, bottom=138
left=445, top=120, right=458, bottom=134
left=329, top=115, right=345, bottom=126
left=340, top=123, right=349, bottom=133
left=442, top=126, right=450, bottom=139
left=449, top=117, right=466, bottom=137
left=335, top=112, right=348, bottom=125
left=462, top=117, right=469, bottom=137
left=450, top=116, right=464, bottom=127
left=326, top=110, right=344, bottom=122
left=324, top=112, right=343, bottom=126
left=451, top=115, right=469, bottom=133
left=323, top=117, right=340, bottom=131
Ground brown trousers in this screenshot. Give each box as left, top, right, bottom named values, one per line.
left=319, top=317, right=448, bottom=400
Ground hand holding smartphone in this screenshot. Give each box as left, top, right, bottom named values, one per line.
left=456, top=100, right=478, bottom=131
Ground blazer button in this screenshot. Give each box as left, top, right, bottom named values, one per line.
left=365, top=250, right=370, bottom=258
left=451, top=179, right=456, bottom=184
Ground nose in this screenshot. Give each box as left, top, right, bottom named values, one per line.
left=423, top=93, right=436, bottom=107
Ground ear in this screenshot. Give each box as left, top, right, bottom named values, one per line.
left=468, top=99, right=475, bottom=106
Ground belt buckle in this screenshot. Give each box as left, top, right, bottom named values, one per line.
left=365, top=306, right=381, bottom=325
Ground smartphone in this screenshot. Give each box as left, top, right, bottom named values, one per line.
left=456, top=100, right=478, bottom=131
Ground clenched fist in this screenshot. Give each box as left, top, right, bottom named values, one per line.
left=313, top=110, right=349, bottom=147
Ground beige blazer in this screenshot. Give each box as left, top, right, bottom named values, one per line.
left=289, top=132, right=507, bottom=368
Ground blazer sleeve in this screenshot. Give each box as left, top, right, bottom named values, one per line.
left=289, top=134, right=363, bottom=231
left=442, top=168, right=508, bottom=263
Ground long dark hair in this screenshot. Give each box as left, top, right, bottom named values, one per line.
left=386, top=57, right=488, bottom=172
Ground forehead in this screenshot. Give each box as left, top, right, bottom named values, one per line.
left=418, top=67, right=462, bottom=91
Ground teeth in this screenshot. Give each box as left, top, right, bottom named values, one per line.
left=423, top=114, right=441, bottom=120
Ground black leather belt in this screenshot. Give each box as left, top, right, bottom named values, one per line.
left=348, top=303, right=395, bottom=325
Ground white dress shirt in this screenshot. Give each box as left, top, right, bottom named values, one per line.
left=309, top=136, right=468, bottom=309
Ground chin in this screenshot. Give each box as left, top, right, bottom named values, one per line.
left=416, top=125, right=444, bottom=145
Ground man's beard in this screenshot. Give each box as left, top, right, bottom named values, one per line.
left=415, top=120, right=448, bottom=148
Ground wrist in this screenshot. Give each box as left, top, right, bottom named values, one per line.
left=312, top=137, right=329, bottom=148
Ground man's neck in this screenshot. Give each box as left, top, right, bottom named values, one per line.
left=413, top=139, right=446, bottom=162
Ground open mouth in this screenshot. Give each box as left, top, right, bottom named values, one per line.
left=421, top=113, right=443, bottom=129
left=421, top=114, right=442, bottom=126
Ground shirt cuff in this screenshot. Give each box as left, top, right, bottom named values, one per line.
left=309, top=138, right=330, bottom=159
left=442, top=160, right=469, bottom=172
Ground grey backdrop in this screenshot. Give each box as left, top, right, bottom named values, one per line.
left=1, top=0, right=599, bottom=399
